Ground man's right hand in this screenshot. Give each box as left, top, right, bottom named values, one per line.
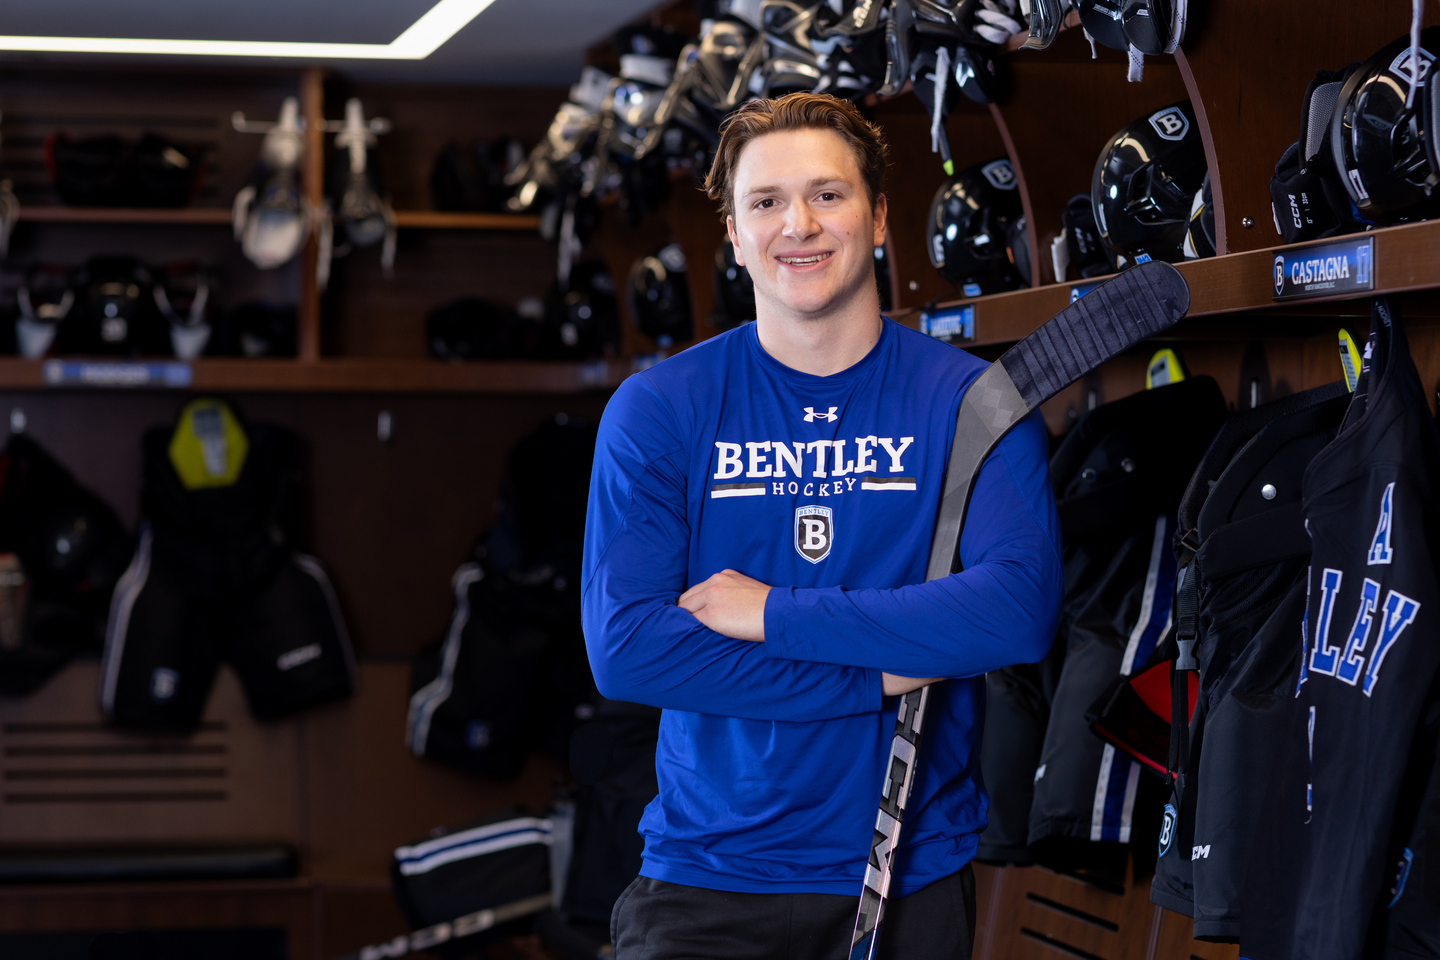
left=882, top=673, right=944, bottom=696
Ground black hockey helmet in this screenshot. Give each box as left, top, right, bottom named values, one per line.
left=543, top=261, right=619, bottom=360
left=153, top=262, right=214, bottom=360
left=628, top=243, right=693, bottom=347
left=428, top=298, right=510, bottom=361
left=1332, top=29, right=1440, bottom=224
left=46, top=132, right=203, bottom=208
left=221, top=302, right=297, bottom=358
left=54, top=257, right=170, bottom=356
left=712, top=241, right=757, bottom=326
left=1092, top=101, right=1207, bottom=267
left=926, top=157, right=1027, bottom=296
left=15, top=263, right=74, bottom=359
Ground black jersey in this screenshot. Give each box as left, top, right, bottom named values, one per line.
left=1287, top=299, right=1440, bottom=960
left=1024, top=377, right=1227, bottom=881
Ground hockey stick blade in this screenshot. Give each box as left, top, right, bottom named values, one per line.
left=927, top=259, right=1190, bottom=581
left=332, top=891, right=552, bottom=960
left=849, top=260, right=1189, bottom=960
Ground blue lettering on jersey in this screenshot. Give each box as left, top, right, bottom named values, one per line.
left=1308, top=567, right=1344, bottom=676
left=1337, top=578, right=1381, bottom=686
left=1388, top=847, right=1415, bottom=908
left=1363, top=589, right=1421, bottom=696
left=1367, top=482, right=1396, bottom=565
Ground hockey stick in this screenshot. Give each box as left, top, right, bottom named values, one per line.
left=849, top=259, right=1191, bottom=960
left=332, top=891, right=553, bottom=960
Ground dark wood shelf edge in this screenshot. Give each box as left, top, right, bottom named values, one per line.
left=0, top=358, right=629, bottom=393
left=921, top=219, right=1440, bottom=347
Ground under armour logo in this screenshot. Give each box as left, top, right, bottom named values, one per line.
left=803, top=406, right=838, bottom=422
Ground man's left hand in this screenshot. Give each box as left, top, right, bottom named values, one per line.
left=678, top=569, right=771, bottom=642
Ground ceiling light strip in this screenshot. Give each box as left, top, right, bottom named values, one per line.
left=0, top=0, right=496, bottom=59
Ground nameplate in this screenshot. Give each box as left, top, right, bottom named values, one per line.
left=1272, top=236, right=1374, bottom=301
left=43, top=361, right=193, bottom=388
left=919, top=304, right=975, bottom=343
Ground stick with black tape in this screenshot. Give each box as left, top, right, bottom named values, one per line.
left=849, top=259, right=1191, bottom=960
left=333, top=891, right=554, bottom=960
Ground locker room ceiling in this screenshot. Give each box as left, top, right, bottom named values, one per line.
left=0, top=0, right=664, bottom=85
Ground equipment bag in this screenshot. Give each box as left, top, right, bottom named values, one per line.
left=391, top=809, right=554, bottom=960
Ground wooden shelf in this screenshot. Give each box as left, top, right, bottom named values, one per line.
left=0, top=356, right=632, bottom=393
left=392, top=210, right=540, bottom=230
left=15, top=207, right=541, bottom=231
left=920, top=219, right=1440, bottom=347
left=16, top=206, right=234, bottom=225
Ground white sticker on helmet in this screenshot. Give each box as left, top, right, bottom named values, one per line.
left=1148, top=106, right=1190, bottom=141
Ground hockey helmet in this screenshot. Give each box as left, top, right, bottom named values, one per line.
left=153, top=263, right=214, bottom=360
left=712, top=241, right=757, bottom=326
left=1333, top=29, right=1440, bottom=224
left=543, top=261, right=619, bottom=360
left=54, top=257, right=170, bottom=356
left=1091, top=101, right=1207, bottom=267
left=628, top=244, right=693, bottom=347
left=427, top=298, right=510, bottom=361
left=47, top=132, right=202, bottom=208
left=15, top=264, right=74, bottom=359
left=926, top=157, right=1027, bottom=296
left=431, top=139, right=524, bottom=213
left=221, top=302, right=297, bottom=358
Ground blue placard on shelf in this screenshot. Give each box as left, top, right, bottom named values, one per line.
left=1069, top=282, right=1101, bottom=303
left=919, top=304, right=975, bottom=343
left=43, top=361, right=193, bottom=388
left=1272, top=235, right=1374, bottom=301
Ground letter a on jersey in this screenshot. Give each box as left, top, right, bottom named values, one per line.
left=794, top=505, right=833, bottom=563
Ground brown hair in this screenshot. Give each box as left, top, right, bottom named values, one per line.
left=704, top=92, right=890, bottom=222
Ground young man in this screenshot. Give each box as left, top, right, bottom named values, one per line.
left=582, top=93, right=1063, bottom=959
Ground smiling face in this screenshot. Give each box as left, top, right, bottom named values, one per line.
left=726, top=127, right=887, bottom=323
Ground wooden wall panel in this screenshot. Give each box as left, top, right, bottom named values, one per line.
left=973, top=863, right=1240, bottom=960
left=0, top=664, right=299, bottom=846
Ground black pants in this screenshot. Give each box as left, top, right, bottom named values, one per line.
left=611, top=864, right=976, bottom=960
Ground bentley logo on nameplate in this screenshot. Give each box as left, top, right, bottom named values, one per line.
left=1272, top=236, right=1374, bottom=301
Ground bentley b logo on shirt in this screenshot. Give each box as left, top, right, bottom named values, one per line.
left=794, top=505, right=833, bottom=563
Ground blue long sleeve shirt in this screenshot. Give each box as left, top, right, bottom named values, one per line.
left=581, top=318, right=1063, bottom=895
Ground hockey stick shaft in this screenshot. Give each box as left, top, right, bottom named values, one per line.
left=333, top=891, right=553, bottom=960
left=849, top=260, right=1190, bottom=960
